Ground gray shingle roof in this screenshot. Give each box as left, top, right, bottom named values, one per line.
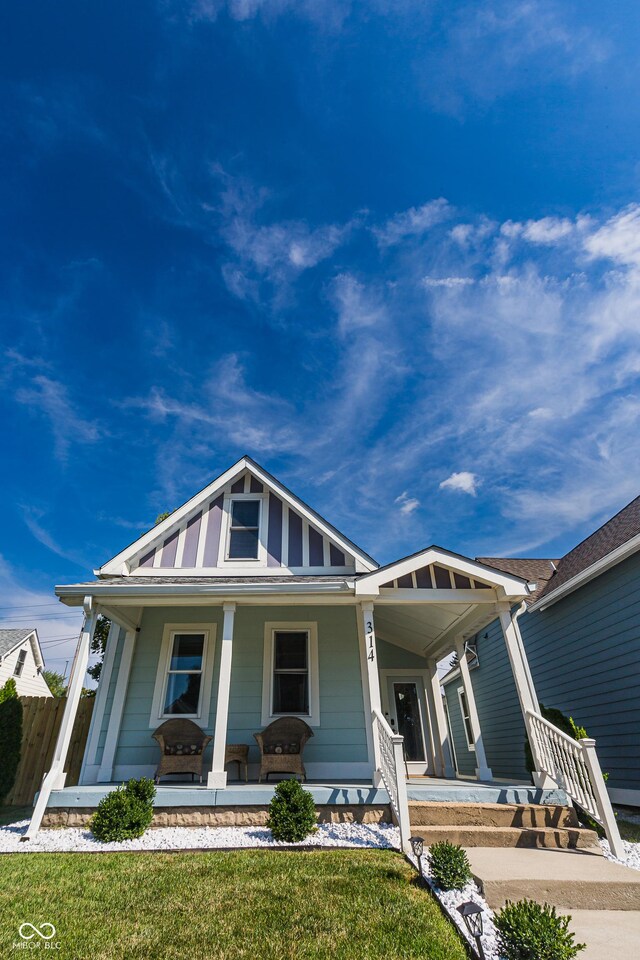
left=537, top=494, right=640, bottom=599
left=476, top=558, right=558, bottom=601
left=0, top=629, right=34, bottom=658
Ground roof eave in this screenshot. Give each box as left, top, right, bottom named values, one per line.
left=530, top=530, right=640, bottom=611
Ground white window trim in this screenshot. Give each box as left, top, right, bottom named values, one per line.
left=457, top=685, right=475, bottom=752
left=14, top=648, right=27, bottom=677
left=150, top=622, right=217, bottom=728
left=218, top=493, right=267, bottom=567
left=261, top=621, right=320, bottom=727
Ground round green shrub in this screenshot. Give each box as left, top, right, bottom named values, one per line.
left=0, top=678, right=23, bottom=803
left=427, top=840, right=472, bottom=890
left=495, top=899, right=585, bottom=960
left=90, top=777, right=156, bottom=842
left=266, top=778, right=317, bottom=842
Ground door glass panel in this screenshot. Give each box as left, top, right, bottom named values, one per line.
left=393, top=682, right=425, bottom=761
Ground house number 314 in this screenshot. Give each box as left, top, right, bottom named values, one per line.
left=366, top=621, right=375, bottom=661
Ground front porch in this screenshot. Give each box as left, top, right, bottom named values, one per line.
left=41, top=776, right=568, bottom=828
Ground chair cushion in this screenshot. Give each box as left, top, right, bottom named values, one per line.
left=263, top=741, right=300, bottom=755
left=164, top=742, right=203, bottom=756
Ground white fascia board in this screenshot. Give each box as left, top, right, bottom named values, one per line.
left=122, top=565, right=356, bottom=578
left=441, top=667, right=461, bottom=686
left=529, top=530, right=640, bottom=612
left=355, top=547, right=530, bottom=598
left=55, top=580, right=355, bottom=605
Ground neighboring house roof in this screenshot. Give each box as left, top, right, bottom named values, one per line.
left=0, top=627, right=44, bottom=671
left=0, top=628, right=37, bottom=658
left=536, top=494, right=640, bottom=602
left=475, top=558, right=558, bottom=602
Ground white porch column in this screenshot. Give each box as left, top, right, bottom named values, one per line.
left=358, top=601, right=383, bottom=783
left=427, top=658, right=456, bottom=778
left=497, top=603, right=553, bottom=787
left=208, top=603, right=236, bottom=789
left=98, top=628, right=137, bottom=782
left=24, top=597, right=96, bottom=840
left=455, top=637, right=493, bottom=781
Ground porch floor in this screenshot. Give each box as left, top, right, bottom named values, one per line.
left=46, top=778, right=568, bottom=809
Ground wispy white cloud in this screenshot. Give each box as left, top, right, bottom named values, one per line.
left=583, top=204, right=640, bottom=269
left=330, top=273, right=388, bottom=333
left=423, top=276, right=474, bottom=288
left=439, top=472, right=478, bottom=496
left=15, top=374, right=102, bottom=463
left=395, top=491, right=420, bottom=515
left=373, top=199, right=451, bottom=248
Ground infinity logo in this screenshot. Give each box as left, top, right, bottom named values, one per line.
left=18, top=923, right=56, bottom=941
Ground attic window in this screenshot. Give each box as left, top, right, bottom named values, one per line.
left=14, top=649, right=27, bottom=677
left=228, top=499, right=261, bottom=559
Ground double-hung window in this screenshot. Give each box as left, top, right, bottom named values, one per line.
left=272, top=631, right=309, bottom=715
left=163, top=632, right=206, bottom=716
left=262, top=622, right=319, bottom=726
left=457, top=686, right=475, bottom=751
left=14, top=649, right=27, bottom=677
left=227, top=499, right=261, bottom=560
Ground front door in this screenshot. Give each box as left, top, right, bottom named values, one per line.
left=383, top=674, right=432, bottom=776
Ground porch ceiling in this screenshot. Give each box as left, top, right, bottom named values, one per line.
left=374, top=600, right=498, bottom=659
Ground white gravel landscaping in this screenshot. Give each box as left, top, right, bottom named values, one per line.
left=408, top=853, right=500, bottom=960
left=0, top=819, right=400, bottom=854
left=600, top=837, right=640, bottom=871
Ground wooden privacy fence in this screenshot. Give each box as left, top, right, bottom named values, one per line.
left=4, top=696, right=94, bottom=807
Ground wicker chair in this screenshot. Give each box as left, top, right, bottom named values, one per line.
left=253, top=717, right=314, bottom=783
left=152, top=719, right=212, bottom=784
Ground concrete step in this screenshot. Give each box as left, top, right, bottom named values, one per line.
left=466, top=847, right=640, bottom=910
left=560, top=909, right=640, bottom=960
left=410, top=823, right=600, bottom=850
left=408, top=801, right=579, bottom=828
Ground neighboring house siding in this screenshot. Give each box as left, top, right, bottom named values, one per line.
left=444, top=681, right=476, bottom=777
left=112, top=604, right=369, bottom=779
left=0, top=642, right=51, bottom=697
left=445, top=550, right=640, bottom=796
left=521, top=550, right=640, bottom=798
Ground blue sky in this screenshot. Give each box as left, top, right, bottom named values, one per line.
left=2, top=1, right=640, bottom=671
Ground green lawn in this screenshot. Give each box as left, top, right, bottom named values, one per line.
left=0, top=849, right=466, bottom=960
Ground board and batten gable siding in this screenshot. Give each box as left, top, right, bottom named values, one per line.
left=0, top=640, right=51, bottom=698
left=110, top=605, right=369, bottom=780
left=132, top=470, right=352, bottom=574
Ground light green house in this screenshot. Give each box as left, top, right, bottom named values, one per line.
left=24, top=457, right=623, bottom=857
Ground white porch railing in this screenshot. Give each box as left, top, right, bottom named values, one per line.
left=526, top=709, right=625, bottom=859
left=372, top=709, right=411, bottom=853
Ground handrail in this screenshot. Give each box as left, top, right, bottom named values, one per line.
left=372, top=709, right=411, bottom=853
left=525, top=709, right=625, bottom=859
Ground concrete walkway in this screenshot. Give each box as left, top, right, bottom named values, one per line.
left=466, top=847, right=640, bottom=959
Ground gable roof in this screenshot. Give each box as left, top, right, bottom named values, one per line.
left=0, top=628, right=44, bottom=670
left=99, top=456, right=378, bottom=576
left=0, top=629, right=34, bottom=658
left=354, top=545, right=532, bottom=598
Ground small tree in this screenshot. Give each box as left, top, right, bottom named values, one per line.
left=43, top=670, right=67, bottom=698
left=0, top=679, right=23, bottom=802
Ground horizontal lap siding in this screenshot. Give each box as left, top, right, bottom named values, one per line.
left=445, top=617, right=529, bottom=781
left=376, top=639, right=429, bottom=671
left=113, top=604, right=367, bottom=772
left=520, top=551, right=640, bottom=793
left=444, top=682, right=476, bottom=776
